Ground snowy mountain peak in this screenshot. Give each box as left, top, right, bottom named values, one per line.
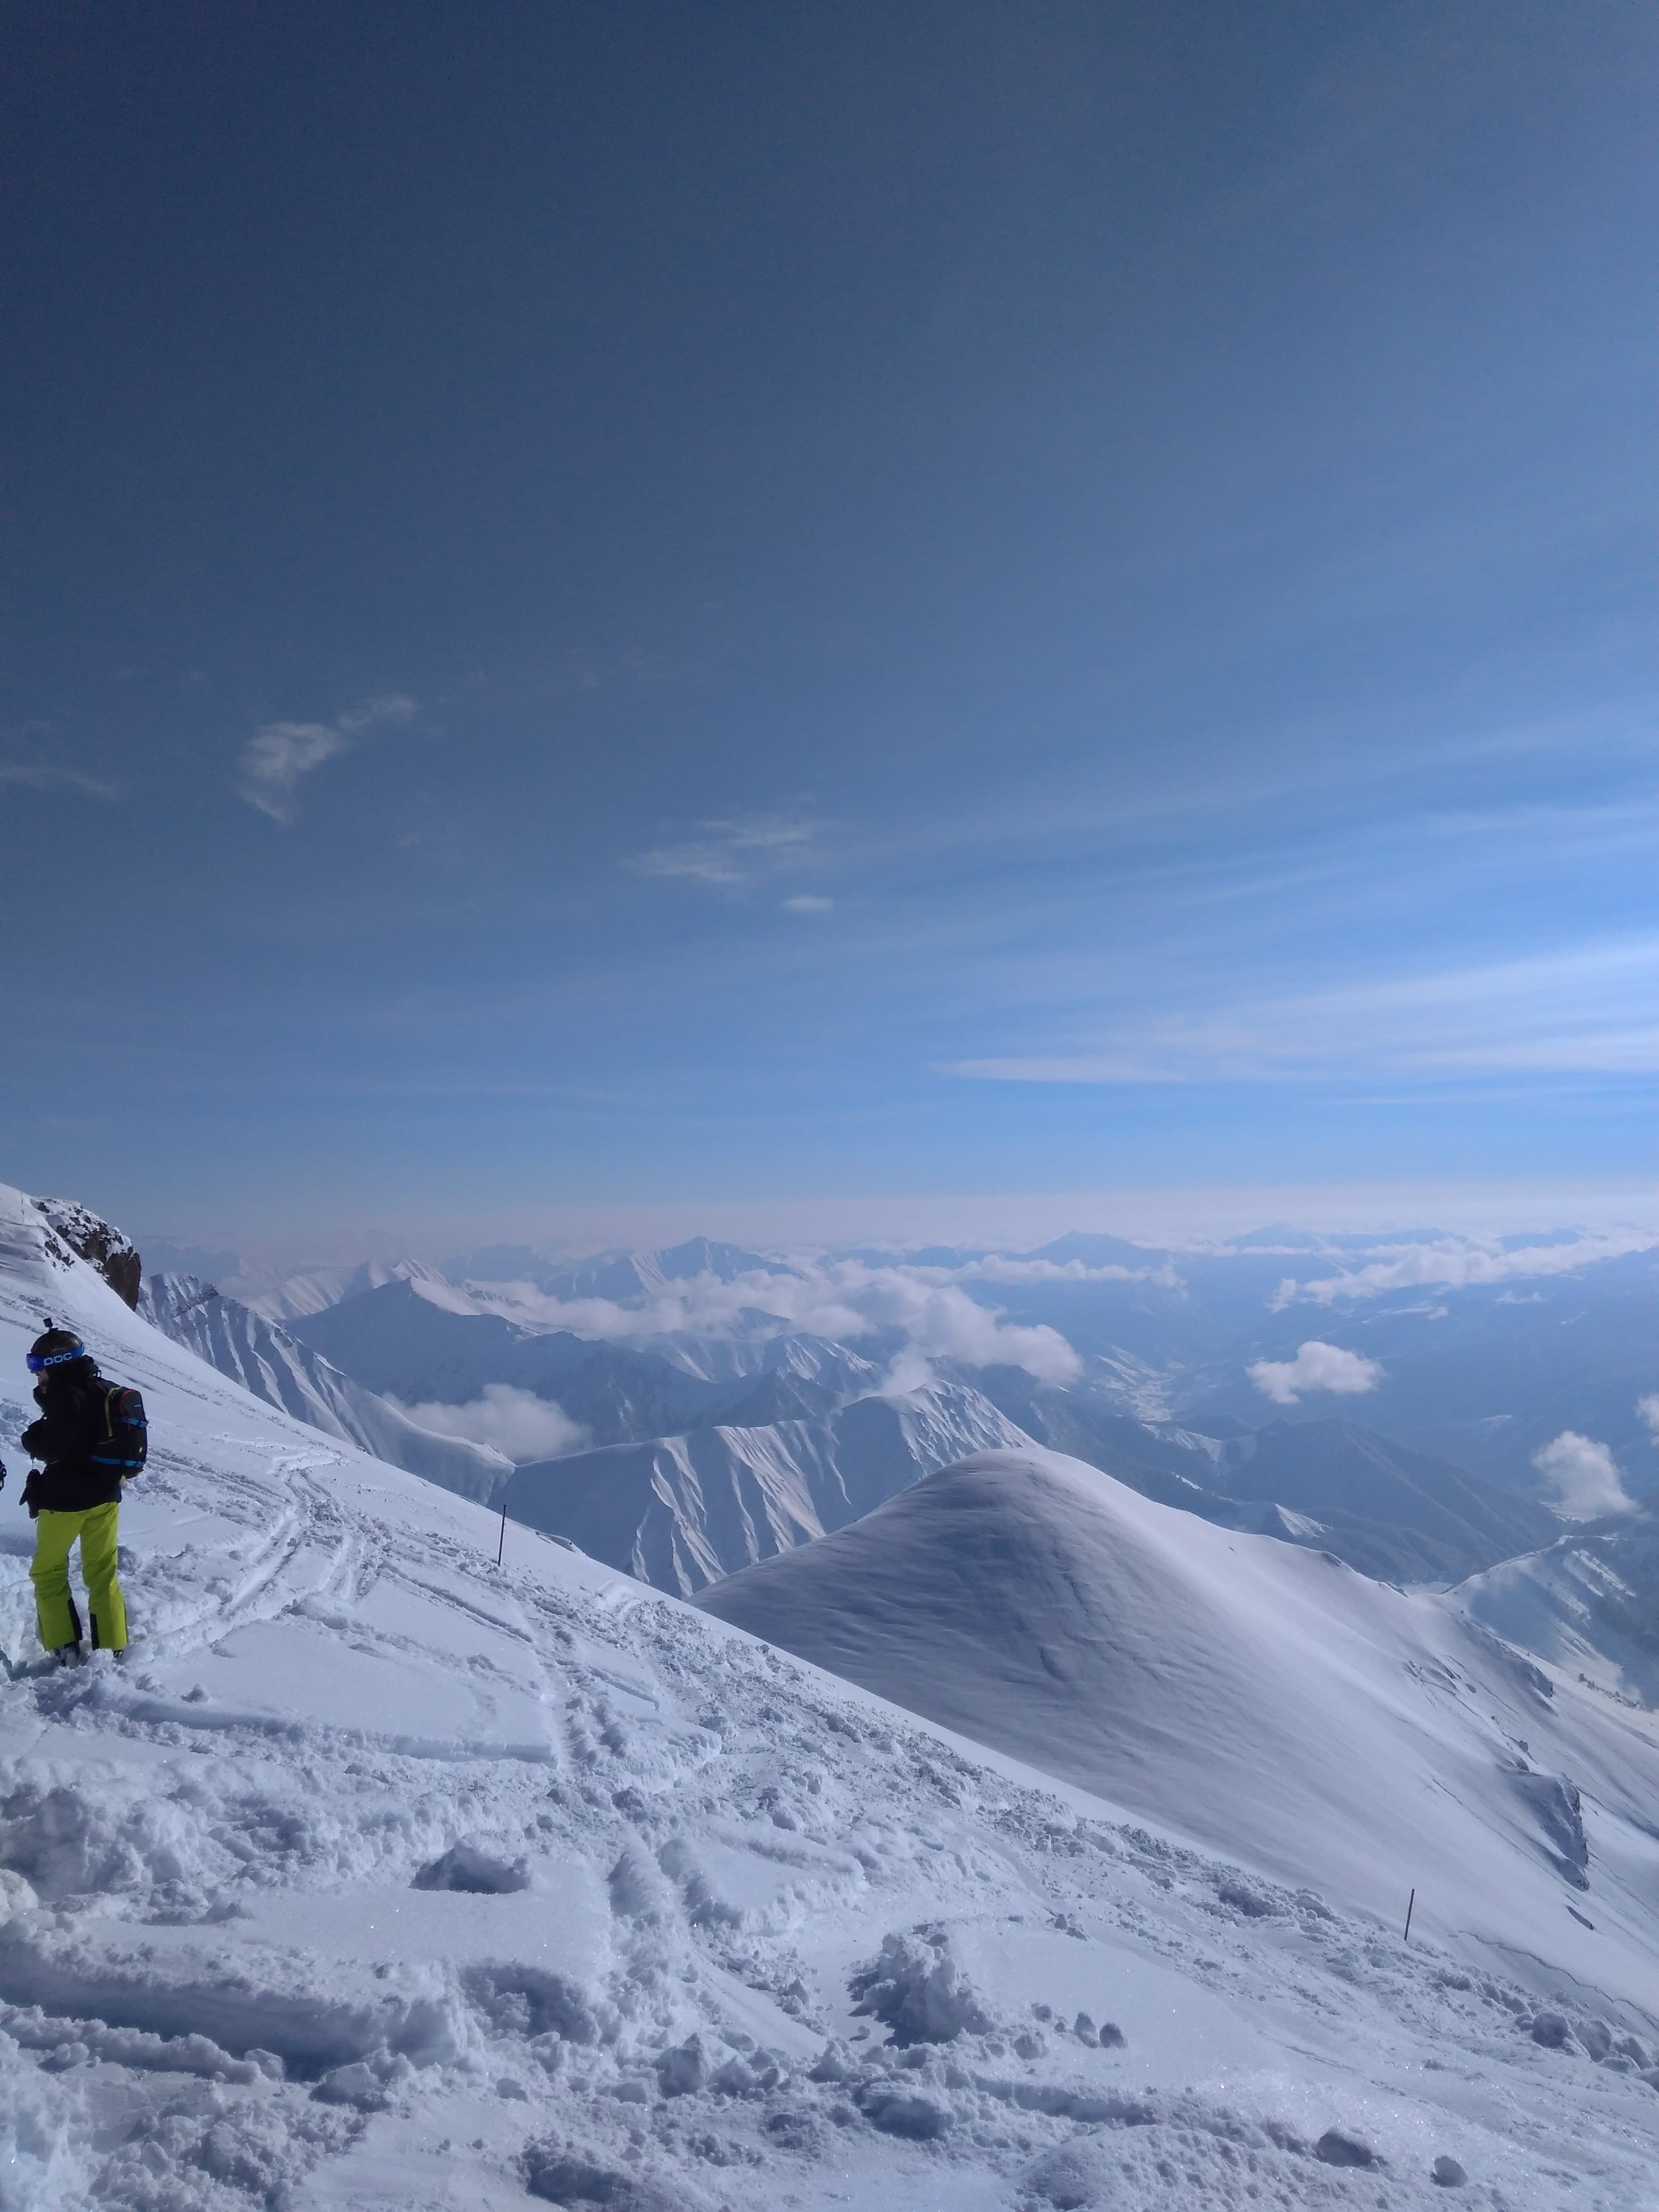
left=651, top=1236, right=797, bottom=1284
left=701, top=1444, right=1659, bottom=2006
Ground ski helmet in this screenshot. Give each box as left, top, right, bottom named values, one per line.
left=27, top=1327, right=87, bottom=1373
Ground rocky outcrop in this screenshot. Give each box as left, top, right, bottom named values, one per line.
left=33, top=1196, right=141, bottom=1308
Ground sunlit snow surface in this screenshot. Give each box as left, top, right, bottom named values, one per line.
left=698, top=1452, right=1659, bottom=2004
left=1, top=1185, right=1657, bottom=2208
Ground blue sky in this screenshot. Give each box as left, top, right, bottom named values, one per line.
left=2, top=1, right=1655, bottom=1247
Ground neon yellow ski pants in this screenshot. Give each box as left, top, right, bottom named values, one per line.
left=30, top=1503, right=127, bottom=1653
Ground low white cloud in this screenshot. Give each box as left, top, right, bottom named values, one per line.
left=1274, top=1228, right=1657, bottom=1309
left=1636, top=1394, right=1659, bottom=1443
left=879, top=1346, right=937, bottom=1397
left=391, top=1383, right=589, bottom=1463
left=630, top=808, right=824, bottom=891
left=921, top=1255, right=1183, bottom=1291
left=240, top=694, right=418, bottom=824
left=1247, top=1340, right=1382, bottom=1406
left=459, top=1252, right=1083, bottom=1386
left=859, top=1276, right=1082, bottom=1384
left=1532, top=1430, right=1635, bottom=1519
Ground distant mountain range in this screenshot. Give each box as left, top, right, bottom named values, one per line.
left=445, top=1235, right=801, bottom=1303
left=949, top=1365, right=1556, bottom=1584
left=141, top=1274, right=510, bottom=1502
left=1204, top=1418, right=1559, bottom=1583
left=504, top=1382, right=1033, bottom=1594
left=133, top=1217, right=1659, bottom=1649
left=287, top=1278, right=726, bottom=1440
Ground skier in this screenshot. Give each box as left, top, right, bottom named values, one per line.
left=16, top=1326, right=147, bottom=1663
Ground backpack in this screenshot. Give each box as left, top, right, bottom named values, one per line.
left=89, top=1381, right=147, bottom=1477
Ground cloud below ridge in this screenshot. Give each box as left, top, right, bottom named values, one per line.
left=1247, top=1340, right=1382, bottom=1406
left=460, top=1252, right=1083, bottom=1385
left=1274, top=1228, right=1657, bottom=1308
left=1533, top=1430, right=1635, bottom=1520
left=391, top=1382, right=589, bottom=1463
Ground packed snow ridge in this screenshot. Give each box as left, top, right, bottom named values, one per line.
left=3, top=1180, right=1658, bottom=2208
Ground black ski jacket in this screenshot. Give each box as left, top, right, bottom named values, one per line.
left=20, top=1362, right=127, bottom=1513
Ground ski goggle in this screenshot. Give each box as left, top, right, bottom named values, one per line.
left=27, top=1342, right=85, bottom=1372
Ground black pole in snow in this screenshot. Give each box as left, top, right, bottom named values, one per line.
left=496, top=1499, right=507, bottom=1566
left=1403, top=1888, right=1415, bottom=1942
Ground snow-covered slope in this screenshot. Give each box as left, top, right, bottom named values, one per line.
left=1456, top=1513, right=1659, bottom=1708
left=699, top=1448, right=1659, bottom=2008
left=507, top=1383, right=1034, bottom=1594
left=142, top=1272, right=513, bottom=1505
left=3, top=1182, right=1659, bottom=2208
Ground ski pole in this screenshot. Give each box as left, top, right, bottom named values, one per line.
left=1403, top=1889, right=1415, bottom=1942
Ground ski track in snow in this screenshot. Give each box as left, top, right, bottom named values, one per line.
left=0, top=1195, right=1657, bottom=2206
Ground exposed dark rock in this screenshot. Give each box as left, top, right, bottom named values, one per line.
left=1314, top=2127, right=1378, bottom=2168
left=33, top=1196, right=141, bottom=1308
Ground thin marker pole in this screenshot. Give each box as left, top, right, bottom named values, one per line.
left=1403, top=1888, right=1415, bottom=1943
left=496, top=1499, right=508, bottom=1566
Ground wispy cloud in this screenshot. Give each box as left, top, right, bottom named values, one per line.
left=337, top=694, right=419, bottom=738
left=0, top=761, right=121, bottom=799
left=630, top=808, right=824, bottom=890
left=950, top=937, right=1659, bottom=1086
left=240, top=722, right=347, bottom=824
left=239, top=693, right=418, bottom=824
